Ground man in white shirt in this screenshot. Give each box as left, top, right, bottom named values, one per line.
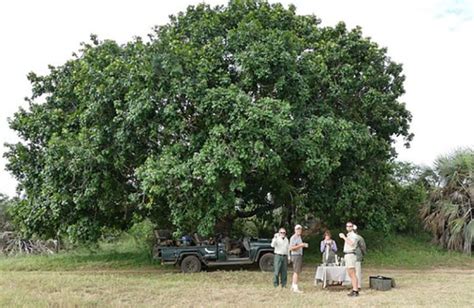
left=339, top=221, right=360, bottom=297
left=271, top=227, right=289, bottom=288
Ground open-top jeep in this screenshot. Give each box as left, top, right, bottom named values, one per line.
left=153, top=231, right=275, bottom=273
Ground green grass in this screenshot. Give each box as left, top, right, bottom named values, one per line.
left=0, top=233, right=472, bottom=272
left=0, top=233, right=472, bottom=307
left=0, top=266, right=473, bottom=307
left=363, top=234, right=473, bottom=268
left=0, top=235, right=159, bottom=272
left=304, top=231, right=473, bottom=269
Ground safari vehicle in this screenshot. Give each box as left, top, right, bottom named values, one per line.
left=153, top=231, right=275, bottom=273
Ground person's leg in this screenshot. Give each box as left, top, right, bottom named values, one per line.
left=292, top=272, right=298, bottom=285
left=273, top=255, right=281, bottom=287
left=281, top=256, right=288, bottom=288
left=291, top=256, right=298, bottom=287
left=292, top=272, right=300, bottom=292
left=291, top=256, right=302, bottom=292
left=348, top=268, right=358, bottom=291
left=345, top=254, right=359, bottom=296
left=355, top=261, right=362, bottom=289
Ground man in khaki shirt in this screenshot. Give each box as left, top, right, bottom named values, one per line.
left=339, top=221, right=360, bottom=297
left=271, top=227, right=289, bottom=288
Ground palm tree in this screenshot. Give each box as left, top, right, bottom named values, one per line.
left=420, top=148, right=474, bottom=255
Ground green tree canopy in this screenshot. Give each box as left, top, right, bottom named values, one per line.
left=5, top=0, right=412, bottom=242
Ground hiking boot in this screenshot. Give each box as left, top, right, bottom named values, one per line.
left=347, top=290, right=359, bottom=297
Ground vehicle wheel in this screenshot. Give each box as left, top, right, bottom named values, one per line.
left=259, top=253, right=274, bottom=272
left=180, top=255, right=202, bottom=273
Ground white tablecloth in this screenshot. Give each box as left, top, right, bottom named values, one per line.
left=314, top=265, right=351, bottom=288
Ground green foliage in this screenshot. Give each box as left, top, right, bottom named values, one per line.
left=127, top=219, right=156, bottom=254
left=5, top=37, right=155, bottom=242
left=0, top=194, right=15, bottom=231
left=231, top=215, right=277, bottom=238
left=421, top=148, right=474, bottom=255
left=362, top=232, right=474, bottom=268
left=385, top=162, right=428, bottom=233
left=5, top=1, right=413, bottom=241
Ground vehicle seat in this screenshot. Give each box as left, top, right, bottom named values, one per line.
left=243, top=238, right=250, bottom=251
left=193, top=233, right=202, bottom=246
left=228, top=247, right=241, bottom=255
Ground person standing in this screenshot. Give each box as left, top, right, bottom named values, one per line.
left=339, top=221, right=360, bottom=297
left=320, top=230, right=338, bottom=264
left=271, top=227, right=289, bottom=288
left=353, top=225, right=366, bottom=290
left=289, top=224, right=309, bottom=293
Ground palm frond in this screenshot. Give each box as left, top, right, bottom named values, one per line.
left=463, top=220, right=474, bottom=255
left=421, top=148, right=474, bottom=254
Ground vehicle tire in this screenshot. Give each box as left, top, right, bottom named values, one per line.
left=259, top=253, right=274, bottom=272
left=180, top=255, right=202, bottom=273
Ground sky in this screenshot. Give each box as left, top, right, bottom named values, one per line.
left=0, top=0, right=473, bottom=197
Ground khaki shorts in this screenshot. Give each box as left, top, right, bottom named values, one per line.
left=291, top=255, right=303, bottom=273
left=345, top=253, right=357, bottom=268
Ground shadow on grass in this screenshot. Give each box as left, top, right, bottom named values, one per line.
left=203, top=264, right=261, bottom=272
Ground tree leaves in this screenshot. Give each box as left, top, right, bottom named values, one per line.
left=5, top=1, right=413, bottom=241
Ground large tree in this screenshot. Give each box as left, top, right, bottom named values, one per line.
left=5, top=0, right=412, bottom=241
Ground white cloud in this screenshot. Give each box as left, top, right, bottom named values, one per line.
left=1, top=0, right=473, bottom=196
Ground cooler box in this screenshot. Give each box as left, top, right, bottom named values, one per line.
left=369, top=276, right=395, bottom=291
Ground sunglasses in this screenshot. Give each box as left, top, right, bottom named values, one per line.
left=346, top=225, right=353, bottom=228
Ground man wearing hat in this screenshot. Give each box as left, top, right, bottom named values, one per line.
left=289, top=224, right=309, bottom=293
left=339, top=221, right=360, bottom=297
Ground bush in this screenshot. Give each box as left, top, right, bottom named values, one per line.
left=0, top=194, right=14, bottom=231
left=127, top=219, right=156, bottom=251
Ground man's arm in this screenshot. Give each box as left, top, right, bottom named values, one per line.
left=339, top=233, right=355, bottom=247
left=289, top=242, right=308, bottom=251
left=271, top=234, right=278, bottom=248
left=289, top=235, right=308, bottom=251
left=359, top=237, right=367, bottom=255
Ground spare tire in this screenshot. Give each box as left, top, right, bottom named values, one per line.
left=180, top=255, right=202, bottom=273
left=259, top=253, right=274, bottom=272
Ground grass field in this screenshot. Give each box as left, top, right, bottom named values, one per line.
left=0, top=234, right=473, bottom=307
left=0, top=267, right=473, bottom=307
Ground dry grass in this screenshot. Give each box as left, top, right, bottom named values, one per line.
left=0, top=266, right=473, bottom=307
